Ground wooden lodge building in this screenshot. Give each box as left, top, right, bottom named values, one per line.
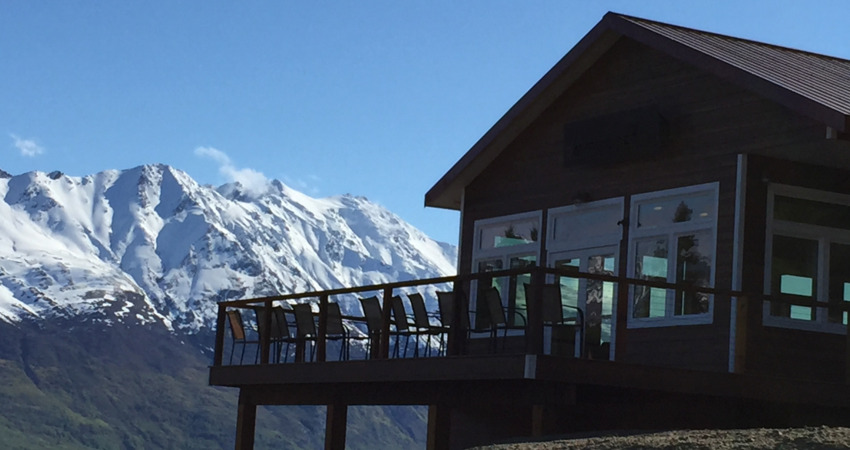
left=209, top=12, right=850, bottom=449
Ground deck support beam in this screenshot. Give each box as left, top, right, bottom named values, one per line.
left=427, top=404, right=450, bottom=450
left=325, top=404, right=348, bottom=450
left=235, top=389, right=256, bottom=450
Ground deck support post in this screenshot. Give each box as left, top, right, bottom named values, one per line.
left=235, top=389, right=256, bottom=450
left=427, top=404, right=451, bottom=450
left=325, top=404, right=347, bottom=450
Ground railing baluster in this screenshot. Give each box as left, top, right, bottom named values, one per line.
left=260, top=300, right=272, bottom=364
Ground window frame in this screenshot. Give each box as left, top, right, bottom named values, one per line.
left=763, top=184, right=850, bottom=334
left=627, top=182, right=719, bottom=328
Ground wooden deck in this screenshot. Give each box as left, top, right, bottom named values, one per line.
left=209, top=267, right=850, bottom=449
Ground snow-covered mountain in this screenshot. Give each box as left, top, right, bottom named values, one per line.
left=0, top=164, right=457, bottom=332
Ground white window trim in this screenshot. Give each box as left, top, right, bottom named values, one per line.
left=763, top=183, right=850, bottom=335
left=627, top=182, right=719, bottom=328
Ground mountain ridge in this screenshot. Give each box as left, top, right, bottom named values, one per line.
left=0, top=164, right=457, bottom=332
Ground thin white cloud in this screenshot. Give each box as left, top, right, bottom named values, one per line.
left=195, top=146, right=270, bottom=197
left=9, top=134, right=45, bottom=157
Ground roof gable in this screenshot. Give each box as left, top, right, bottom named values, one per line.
left=426, top=12, right=850, bottom=210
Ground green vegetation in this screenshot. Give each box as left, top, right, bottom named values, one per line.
left=0, top=321, right=424, bottom=449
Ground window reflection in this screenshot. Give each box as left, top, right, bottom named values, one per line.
left=637, top=192, right=713, bottom=229
left=479, top=220, right=539, bottom=250
left=770, top=235, right=818, bottom=320
left=633, top=238, right=668, bottom=318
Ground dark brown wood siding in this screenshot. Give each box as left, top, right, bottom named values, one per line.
left=457, top=37, right=850, bottom=374
left=741, top=155, right=850, bottom=382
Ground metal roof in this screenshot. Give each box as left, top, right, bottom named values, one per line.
left=425, top=12, right=850, bottom=210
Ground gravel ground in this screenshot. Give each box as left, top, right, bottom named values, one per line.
left=470, top=427, right=850, bottom=449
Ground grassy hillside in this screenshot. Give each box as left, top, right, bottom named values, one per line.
left=0, top=320, right=425, bottom=449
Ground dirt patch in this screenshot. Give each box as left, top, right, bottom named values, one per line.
left=470, top=427, right=850, bottom=449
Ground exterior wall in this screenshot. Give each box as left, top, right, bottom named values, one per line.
left=741, top=155, right=850, bottom=382
left=457, top=37, right=849, bottom=373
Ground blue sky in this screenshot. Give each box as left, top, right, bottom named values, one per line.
left=2, top=1, right=848, bottom=245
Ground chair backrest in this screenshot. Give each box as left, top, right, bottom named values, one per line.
left=390, top=296, right=410, bottom=332
left=255, top=305, right=290, bottom=340
left=437, top=291, right=471, bottom=329
left=408, top=293, right=431, bottom=329
left=326, top=302, right=346, bottom=337
left=227, top=310, right=246, bottom=340
left=436, top=292, right=454, bottom=328
left=483, top=287, right=507, bottom=327
left=292, top=303, right=316, bottom=339
left=272, top=306, right=291, bottom=338
left=524, top=283, right=564, bottom=324
left=359, top=296, right=383, bottom=335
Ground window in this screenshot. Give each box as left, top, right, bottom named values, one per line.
left=628, top=183, right=718, bottom=326
left=764, top=185, right=850, bottom=333
left=472, top=211, right=542, bottom=328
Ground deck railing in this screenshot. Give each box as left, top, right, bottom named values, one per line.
left=211, top=266, right=850, bottom=381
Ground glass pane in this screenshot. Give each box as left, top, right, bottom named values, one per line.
left=770, top=235, right=818, bottom=320
left=553, top=258, right=580, bottom=320
left=552, top=207, right=621, bottom=245
left=479, top=219, right=539, bottom=250
left=637, top=192, right=713, bottom=229
left=774, top=196, right=850, bottom=230
left=674, top=233, right=712, bottom=315
left=633, top=238, right=668, bottom=318
left=828, top=242, right=850, bottom=324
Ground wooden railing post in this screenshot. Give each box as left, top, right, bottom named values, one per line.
left=214, top=304, right=226, bottom=366
left=446, top=286, right=462, bottom=356
left=380, top=287, right=393, bottom=359
left=259, top=300, right=272, bottom=364
left=526, top=267, right=544, bottom=355
left=317, top=294, right=329, bottom=362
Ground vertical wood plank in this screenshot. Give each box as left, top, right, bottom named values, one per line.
left=317, top=294, right=329, bottom=362
left=531, top=404, right=544, bottom=437
left=525, top=268, right=544, bottom=355
left=380, top=287, right=393, bottom=359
